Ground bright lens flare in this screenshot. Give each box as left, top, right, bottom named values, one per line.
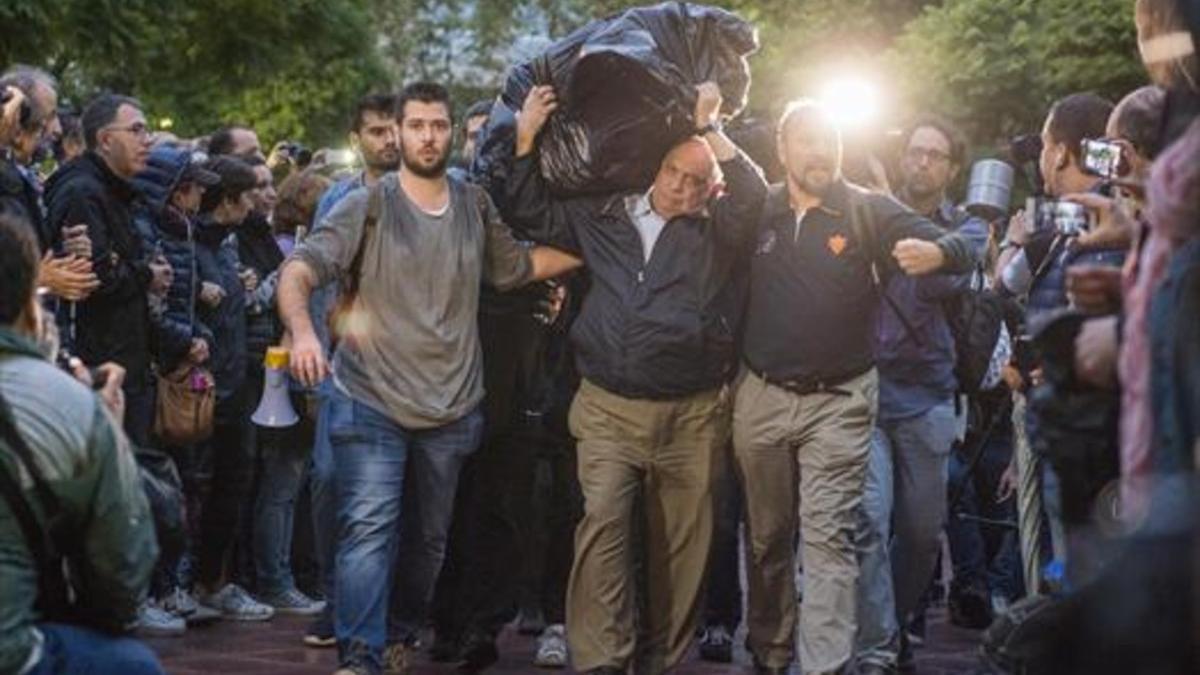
left=818, top=77, right=879, bottom=131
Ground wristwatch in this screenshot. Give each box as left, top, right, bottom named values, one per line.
left=696, top=120, right=722, bottom=137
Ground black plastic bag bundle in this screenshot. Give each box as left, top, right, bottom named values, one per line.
left=473, top=1, right=758, bottom=199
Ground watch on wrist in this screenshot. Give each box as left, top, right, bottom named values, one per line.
left=696, top=121, right=722, bottom=136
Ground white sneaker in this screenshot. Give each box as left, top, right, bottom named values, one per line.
left=199, top=583, right=275, bottom=621
left=135, top=600, right=186, bottom=636
left=534, top=624, right=568, bottom=668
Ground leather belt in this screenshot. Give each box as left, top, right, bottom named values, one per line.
left=749, top=364, right=870, bottom=397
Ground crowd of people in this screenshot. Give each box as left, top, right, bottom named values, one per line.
left=1, top=1, right=1198, bottom=674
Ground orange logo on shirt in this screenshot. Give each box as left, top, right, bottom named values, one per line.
left=827, top=234, right=847, bottom=256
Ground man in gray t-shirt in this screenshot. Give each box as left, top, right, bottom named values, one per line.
left=278, top=82, right=578, bottom=674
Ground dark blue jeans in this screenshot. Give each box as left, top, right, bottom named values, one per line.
left=946, top=413, right=1024, bottom=601
left=327, top=385, right=482, bottom=672
left=122, top=379, right=155, bottom=450
left=310, top=379, right=337, bottom=607
left=29, top=623, right=163, bottom=674
left=253, top=404, right=312, bottom=597
left=703, top=444, right=744, bottom=631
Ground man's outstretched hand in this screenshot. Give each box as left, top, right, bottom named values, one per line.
left=893, top=238, right=946, bottom=276
left=516, top=85, right=558, bottom=158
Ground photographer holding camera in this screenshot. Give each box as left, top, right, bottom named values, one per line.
left=995, top=92, right=1126, bottom=582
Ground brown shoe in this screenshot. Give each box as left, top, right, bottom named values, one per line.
left=383, top=642, right=411, bottom=674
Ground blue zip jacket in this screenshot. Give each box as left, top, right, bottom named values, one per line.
left=130, top=146, right=213, bottom=373
left=874, top=201, right=989, bottom=420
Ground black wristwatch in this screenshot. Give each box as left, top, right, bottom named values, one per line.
left=696, top=121, right=722, bottom=137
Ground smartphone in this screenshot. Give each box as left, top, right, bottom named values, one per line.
left=1081, top=139, right=1126, bottom=180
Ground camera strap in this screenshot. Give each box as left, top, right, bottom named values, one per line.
left=1026, top=233, right=1065, bottom=300
left=848, top=192, right=925, bottom=348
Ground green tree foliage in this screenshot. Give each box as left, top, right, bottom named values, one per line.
left=0, top=0, right=388, bottom=146
left=888, top=0, right=1146, bottom=148
left=0, top=0, right=1146, bottom=151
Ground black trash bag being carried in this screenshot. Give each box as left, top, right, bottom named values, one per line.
left=473, top=1, right=758, bottom=200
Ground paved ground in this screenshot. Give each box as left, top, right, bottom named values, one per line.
left=148, top=608, right=986, bottom=674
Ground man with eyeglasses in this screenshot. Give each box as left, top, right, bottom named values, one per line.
left=45, top=93, right=173, bottom=447
left=853, top=116, right=990, bottom=675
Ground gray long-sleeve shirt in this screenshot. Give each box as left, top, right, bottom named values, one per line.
left=292, top=173, right=532, bottom=429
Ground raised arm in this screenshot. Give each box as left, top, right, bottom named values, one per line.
left=505, top=86, right=585, bottom=253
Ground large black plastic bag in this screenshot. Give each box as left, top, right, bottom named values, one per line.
left=473, top=1, right=758, bottom=200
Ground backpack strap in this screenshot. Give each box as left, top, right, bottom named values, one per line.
left=344, top=181, right=385, bottom=295
left=846, top=190, right=925, bottom=347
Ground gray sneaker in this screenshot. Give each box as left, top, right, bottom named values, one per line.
left=534, top=624, right=568, bottom=668
left=136, top=600, right=186, bottom=636
left=161, top=587, right=197, bottom=617
left=200, top=583, right=275, bottom=621
left=261, top=587, right=326, bottom=616
left=163, top=587, right=221, bottom=624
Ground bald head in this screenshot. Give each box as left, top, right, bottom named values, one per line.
left=650, top=136, right=721, bottom=220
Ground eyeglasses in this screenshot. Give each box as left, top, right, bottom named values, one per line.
left=904, top=147, right=952, bottom=164
left=106, top=122, right=150, bottom=140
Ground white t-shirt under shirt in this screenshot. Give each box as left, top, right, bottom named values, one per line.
left=625, top=191, right=668, bottom=263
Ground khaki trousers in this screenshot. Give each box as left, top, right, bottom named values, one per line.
left=732, top=368, right=877, bottom=675
left=566, top=379, right=729, bottom=674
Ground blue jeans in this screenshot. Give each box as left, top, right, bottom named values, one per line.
left=29, top=623, right=163, bottom=674
left=946, top=413, right=1024, bottom=601
left=856, top=401, right=957, bottom=667
left=328, top=386, right=482, bottom=672
left=253, top=400, right=312, bottom=597
left=310, top=379, right=338, bottom=608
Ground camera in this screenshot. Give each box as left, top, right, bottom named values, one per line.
left=1008, top=133, right=1045, bottom=194
left=1080, top=138, right=1127, bottom=180
left=1030, top=197, right=1093, bottom=237
left=278, top=141, right=312, bottom=167
left=1009, top=133, right=1043, bottom=164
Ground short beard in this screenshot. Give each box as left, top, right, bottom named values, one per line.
left=795, top=169, right=833, bottom=197
left=901, top=177, right=940, bottom=201
left=367, top=157, right=400, bottom=174
left=402, top=146, right=450, bottom=179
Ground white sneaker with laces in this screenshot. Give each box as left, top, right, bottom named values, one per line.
left=135, top=599, right=186, bottom=636
left=534, top=624, right=568, bottom=669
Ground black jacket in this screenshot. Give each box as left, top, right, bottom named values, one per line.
left=44, top=151, right=152, bottom=387
left=132, top=205, right=213, bottom=375
left=236, top=213, right=284, bottom=363
left=505, top=150, right=767, bottom=400
left=741, top=180, right=978, bottom=386
left=130, top=145, right=215, bottom=374
left=0, top=153, right=48, bottom=251
left=194, top=215, right=246, bottom=400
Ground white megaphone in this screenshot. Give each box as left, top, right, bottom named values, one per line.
left=252, top=346, right=299, bottom=428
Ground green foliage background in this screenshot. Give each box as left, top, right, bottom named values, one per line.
left=0, top=0, right=1147, bottom=150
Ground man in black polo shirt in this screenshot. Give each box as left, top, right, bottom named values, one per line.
left=732, top=100, right=976, bottom=675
